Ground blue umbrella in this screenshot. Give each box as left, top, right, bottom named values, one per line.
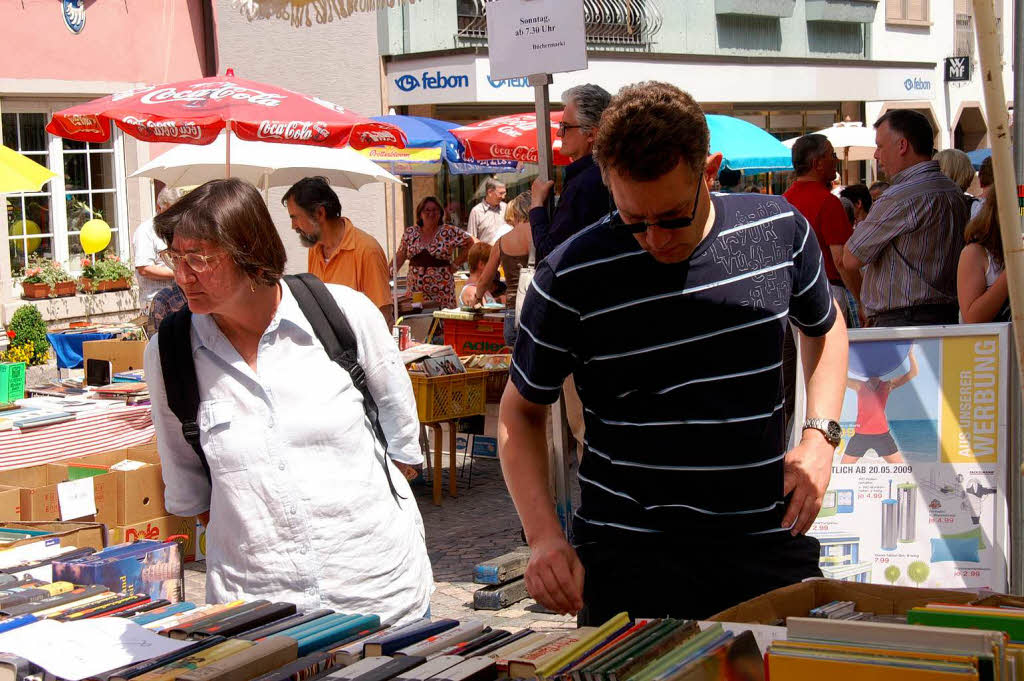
left=967, top=148, right=991, bottom=170
left=371, top=115, right=520, bottom=175
left=707, top=114, right=793, bottom=174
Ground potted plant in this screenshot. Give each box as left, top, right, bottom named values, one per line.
left=79, top=254, right=133, bottom=293
left=20, top=256, right=76, bottom=299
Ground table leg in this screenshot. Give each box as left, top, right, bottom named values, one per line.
left=432, top=424, right=443, bottom=506
left=448, top=421, right=458, bottom=499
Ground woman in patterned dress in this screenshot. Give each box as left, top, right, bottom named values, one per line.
left=394, top=196, right=474, bottom=309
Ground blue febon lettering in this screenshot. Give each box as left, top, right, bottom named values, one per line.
left=486, top=75, right=531, bottom=89
left=421, top=71, right=470, bottom=90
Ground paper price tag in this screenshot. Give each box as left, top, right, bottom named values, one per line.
left=57, top=478, right=97, bottom=521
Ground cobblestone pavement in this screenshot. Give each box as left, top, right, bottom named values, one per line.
left=185, top=447, right=579, bottom=632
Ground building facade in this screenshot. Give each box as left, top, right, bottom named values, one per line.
left=379, top=0, right=1015, bottom=207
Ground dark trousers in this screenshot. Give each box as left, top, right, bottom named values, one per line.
left=868, top=303, right=958, bottom=327
left=576, top=532, right=821, bottom=625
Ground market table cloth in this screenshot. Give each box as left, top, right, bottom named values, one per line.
left=0, top=403, right=154, bottom=470
left=45, top=332, right=116, bottom=370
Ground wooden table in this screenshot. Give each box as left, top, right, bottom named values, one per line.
left=422, top=420, right=460, bottom=506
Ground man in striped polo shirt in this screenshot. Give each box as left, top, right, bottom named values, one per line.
left=839, top=109, right=967, bottom=326
left=498, top=82, right=849, bottom=623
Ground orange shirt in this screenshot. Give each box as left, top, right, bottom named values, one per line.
left=307, top=218, right=391, bottom=310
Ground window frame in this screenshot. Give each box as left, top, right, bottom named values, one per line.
left=1, top=99, right=129, bottom=297
left=885, top=0, right=931, bottom=27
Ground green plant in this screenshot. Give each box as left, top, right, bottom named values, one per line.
left=7, top=305, right=49, bottom=366
left=80, top=254, right=133, bottom=282
left=21, top=255, right=74, bottom=287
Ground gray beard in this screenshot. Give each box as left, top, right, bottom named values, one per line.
left=296, top=230, right=319, bottom=248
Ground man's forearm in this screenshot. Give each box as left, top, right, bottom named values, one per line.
left=800, top=303, right=849, bottom=421
left=137, top=265, right=174, bottom=281
left=498, top=387, right=564, bottom=545
left=837, top=262, right=862, bottom=305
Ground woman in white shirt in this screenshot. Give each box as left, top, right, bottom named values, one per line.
left=957, top=191, right=1010, bottom=324
left=144, top=179, right=432, bottom=625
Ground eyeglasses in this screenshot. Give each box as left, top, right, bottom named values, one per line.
left=609, top=179, right=703, bottom=234
left=159, top=249, right=223, bottom=273
left=558, top=122, right=583, bottom=135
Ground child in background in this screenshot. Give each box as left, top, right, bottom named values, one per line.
left=459, top=242, right=498, bottom=307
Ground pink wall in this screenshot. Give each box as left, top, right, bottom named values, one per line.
left=3, top=0, right=210, bottom=86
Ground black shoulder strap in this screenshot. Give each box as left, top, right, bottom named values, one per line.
left=157, top=307, right=211, bottom=483
left=284, top=273, right=404, bottom=502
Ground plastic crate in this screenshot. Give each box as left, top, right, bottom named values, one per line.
left=409, top=370, right=488, bottom=422
left=480, top=368, right=510, bottom=402
left=443, top=317, right=508, bottom=355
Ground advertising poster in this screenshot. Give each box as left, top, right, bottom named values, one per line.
left=808, top=325, right=1010, bottom=591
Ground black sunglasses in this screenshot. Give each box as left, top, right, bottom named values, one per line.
left=609, top=179, right=703, bottom=234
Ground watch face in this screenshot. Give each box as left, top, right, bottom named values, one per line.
left=827, top=420, right=843, bottom=443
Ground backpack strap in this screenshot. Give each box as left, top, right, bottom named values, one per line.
left=284, top=273, right=404, bottom=502
left=157, top=307, right=211, bottom=484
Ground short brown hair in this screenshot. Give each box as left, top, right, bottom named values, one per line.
left=595, top=81, right=709, bottom=182
left=467, top=242, right=492, bottom=272
left=154, top=178, right=286, bottom=286
left=415, top=196, right=445, bottom=227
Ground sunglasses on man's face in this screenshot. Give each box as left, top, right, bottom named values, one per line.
left=608, top=178, right=703, bottom=234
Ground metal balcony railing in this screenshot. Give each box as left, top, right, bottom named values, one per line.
left=456, top=0, right=664, bottom=47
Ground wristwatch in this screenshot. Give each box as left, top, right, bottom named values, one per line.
left=803, top=418, right=842, bottom=447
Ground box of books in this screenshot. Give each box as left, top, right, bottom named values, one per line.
left=53, top=539, right=183, bottom=603
left=57, top=444, right=166, bottom=525
left=709, top=579, right=978, bottom=625
left=0, top=464, right=116, bottom=522
left=109, top=514, right=196, bottom=562
left=0, top=521, right=106, bottom=553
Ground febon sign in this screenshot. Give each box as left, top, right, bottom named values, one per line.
left=394, top=71, right=471, bottom=93
left=486, top=75, right=531, bottom=89
left=904, top=77, right=932, bottom=92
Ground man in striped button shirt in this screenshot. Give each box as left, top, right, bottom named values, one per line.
left=498, top=82, right=849, bottom=623
left=839, top=110, right=968, bottom=326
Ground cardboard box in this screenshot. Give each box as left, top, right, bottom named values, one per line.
left=709, top=579, right=978, bottom=624
left=0, top=485, right=22, bottom=520
left=0, top=521, right=107, bottom=553
left=109, top=514, right=196, bottom=562
left=82, top=339, right=146, bottom=374
left=0, top=464, right=115, bottom=523
left=60, top=445, right=166, bottom=525
left=0, top=362, right=26, bottom=403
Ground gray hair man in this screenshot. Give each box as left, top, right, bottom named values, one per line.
left=134, top=186, right=181, bottom=308
left=466, top=176, right=508, bottom=244
left=529, top=83, right=612, bottom=261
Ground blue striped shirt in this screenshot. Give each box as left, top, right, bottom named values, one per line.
left=511, top=193, right=837, bottom=541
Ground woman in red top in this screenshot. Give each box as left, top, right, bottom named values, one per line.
left=840, top=350, right=918, bottom=464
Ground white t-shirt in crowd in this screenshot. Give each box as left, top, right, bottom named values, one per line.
left=133, top=218, right=169, bottom=303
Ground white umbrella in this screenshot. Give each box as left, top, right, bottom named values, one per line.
left=783, top=121, right=878, bottom=162
left=130, top=132, right=402, bottom=189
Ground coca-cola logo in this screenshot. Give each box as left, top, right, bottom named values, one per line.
left=65, top=114, right=102, bottom=133
left=488, top=144, right=538, bottom=163
left=360, top=129, right=400, bottom=145
left=111, top=85, right=155, bottom=102
left=140, top=83, right=285, bottom=108
left=308, top=96, right=347, bottom=115
left=256, top=120, right=331, bottom=142
left=122, top=115, right=202, bottom=140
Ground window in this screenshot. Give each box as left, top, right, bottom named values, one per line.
left=1, top=104, right=128, bottom=291
left=954, top=0, right=974, bottom=58
left=886, top=0, right=930, bottom=26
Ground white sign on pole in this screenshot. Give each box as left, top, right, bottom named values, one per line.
left=486, top=0, right=588, bottom=80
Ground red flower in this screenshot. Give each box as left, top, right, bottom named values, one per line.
left=5, top=331, right=14, bottom=340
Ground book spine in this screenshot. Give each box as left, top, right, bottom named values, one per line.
left=176, top=637, right=299, bottom=681
left=172, top=600, right=269, bottom=639
left=114, top=599, right=172, bottom=619
left=133, top=639, right=255, bottom=681
left=397, top=621, right=486, bottom=657
left=196, top=602, right=298, bottom=638
left=273, top=613, right=360, bottom=641
left=248, top=651, right=335, bottom=681
left=296, top=615, right=382, bottom=657
left=107, top=636, right=227, bottom=681
left=129, top=602, right=197, bottom=626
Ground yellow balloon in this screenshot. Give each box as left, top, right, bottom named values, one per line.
left=79, top=219, right=112, bottom=255
left=10, top=220, right=41, bottom=254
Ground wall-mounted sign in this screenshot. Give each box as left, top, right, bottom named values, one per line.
left=485, top=0, right=587, bottom=80
left=945, top=57, right=971, bottom=82
left=62, top=0, right=86, bottom=34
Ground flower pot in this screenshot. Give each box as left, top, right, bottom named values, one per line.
left=80, top=277, right=130, bottom=293
left=52, top=281, right=77, bottom=297
left=21, top=282, right=50, bottom=299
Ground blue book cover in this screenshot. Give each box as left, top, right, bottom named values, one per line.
left=53, top=540, right=182, bottom=603
left=367, top=619, right=459, bottom=657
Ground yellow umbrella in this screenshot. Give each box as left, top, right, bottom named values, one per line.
left=0, top=144, right=57, bottom=194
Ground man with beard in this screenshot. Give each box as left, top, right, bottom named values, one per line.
left=284, top=176, right=393, bottom=327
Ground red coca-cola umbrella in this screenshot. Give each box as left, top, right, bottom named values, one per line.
left=449, top=112, right=571, bottom=167
left=46, top=69, right=406, bottom=152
